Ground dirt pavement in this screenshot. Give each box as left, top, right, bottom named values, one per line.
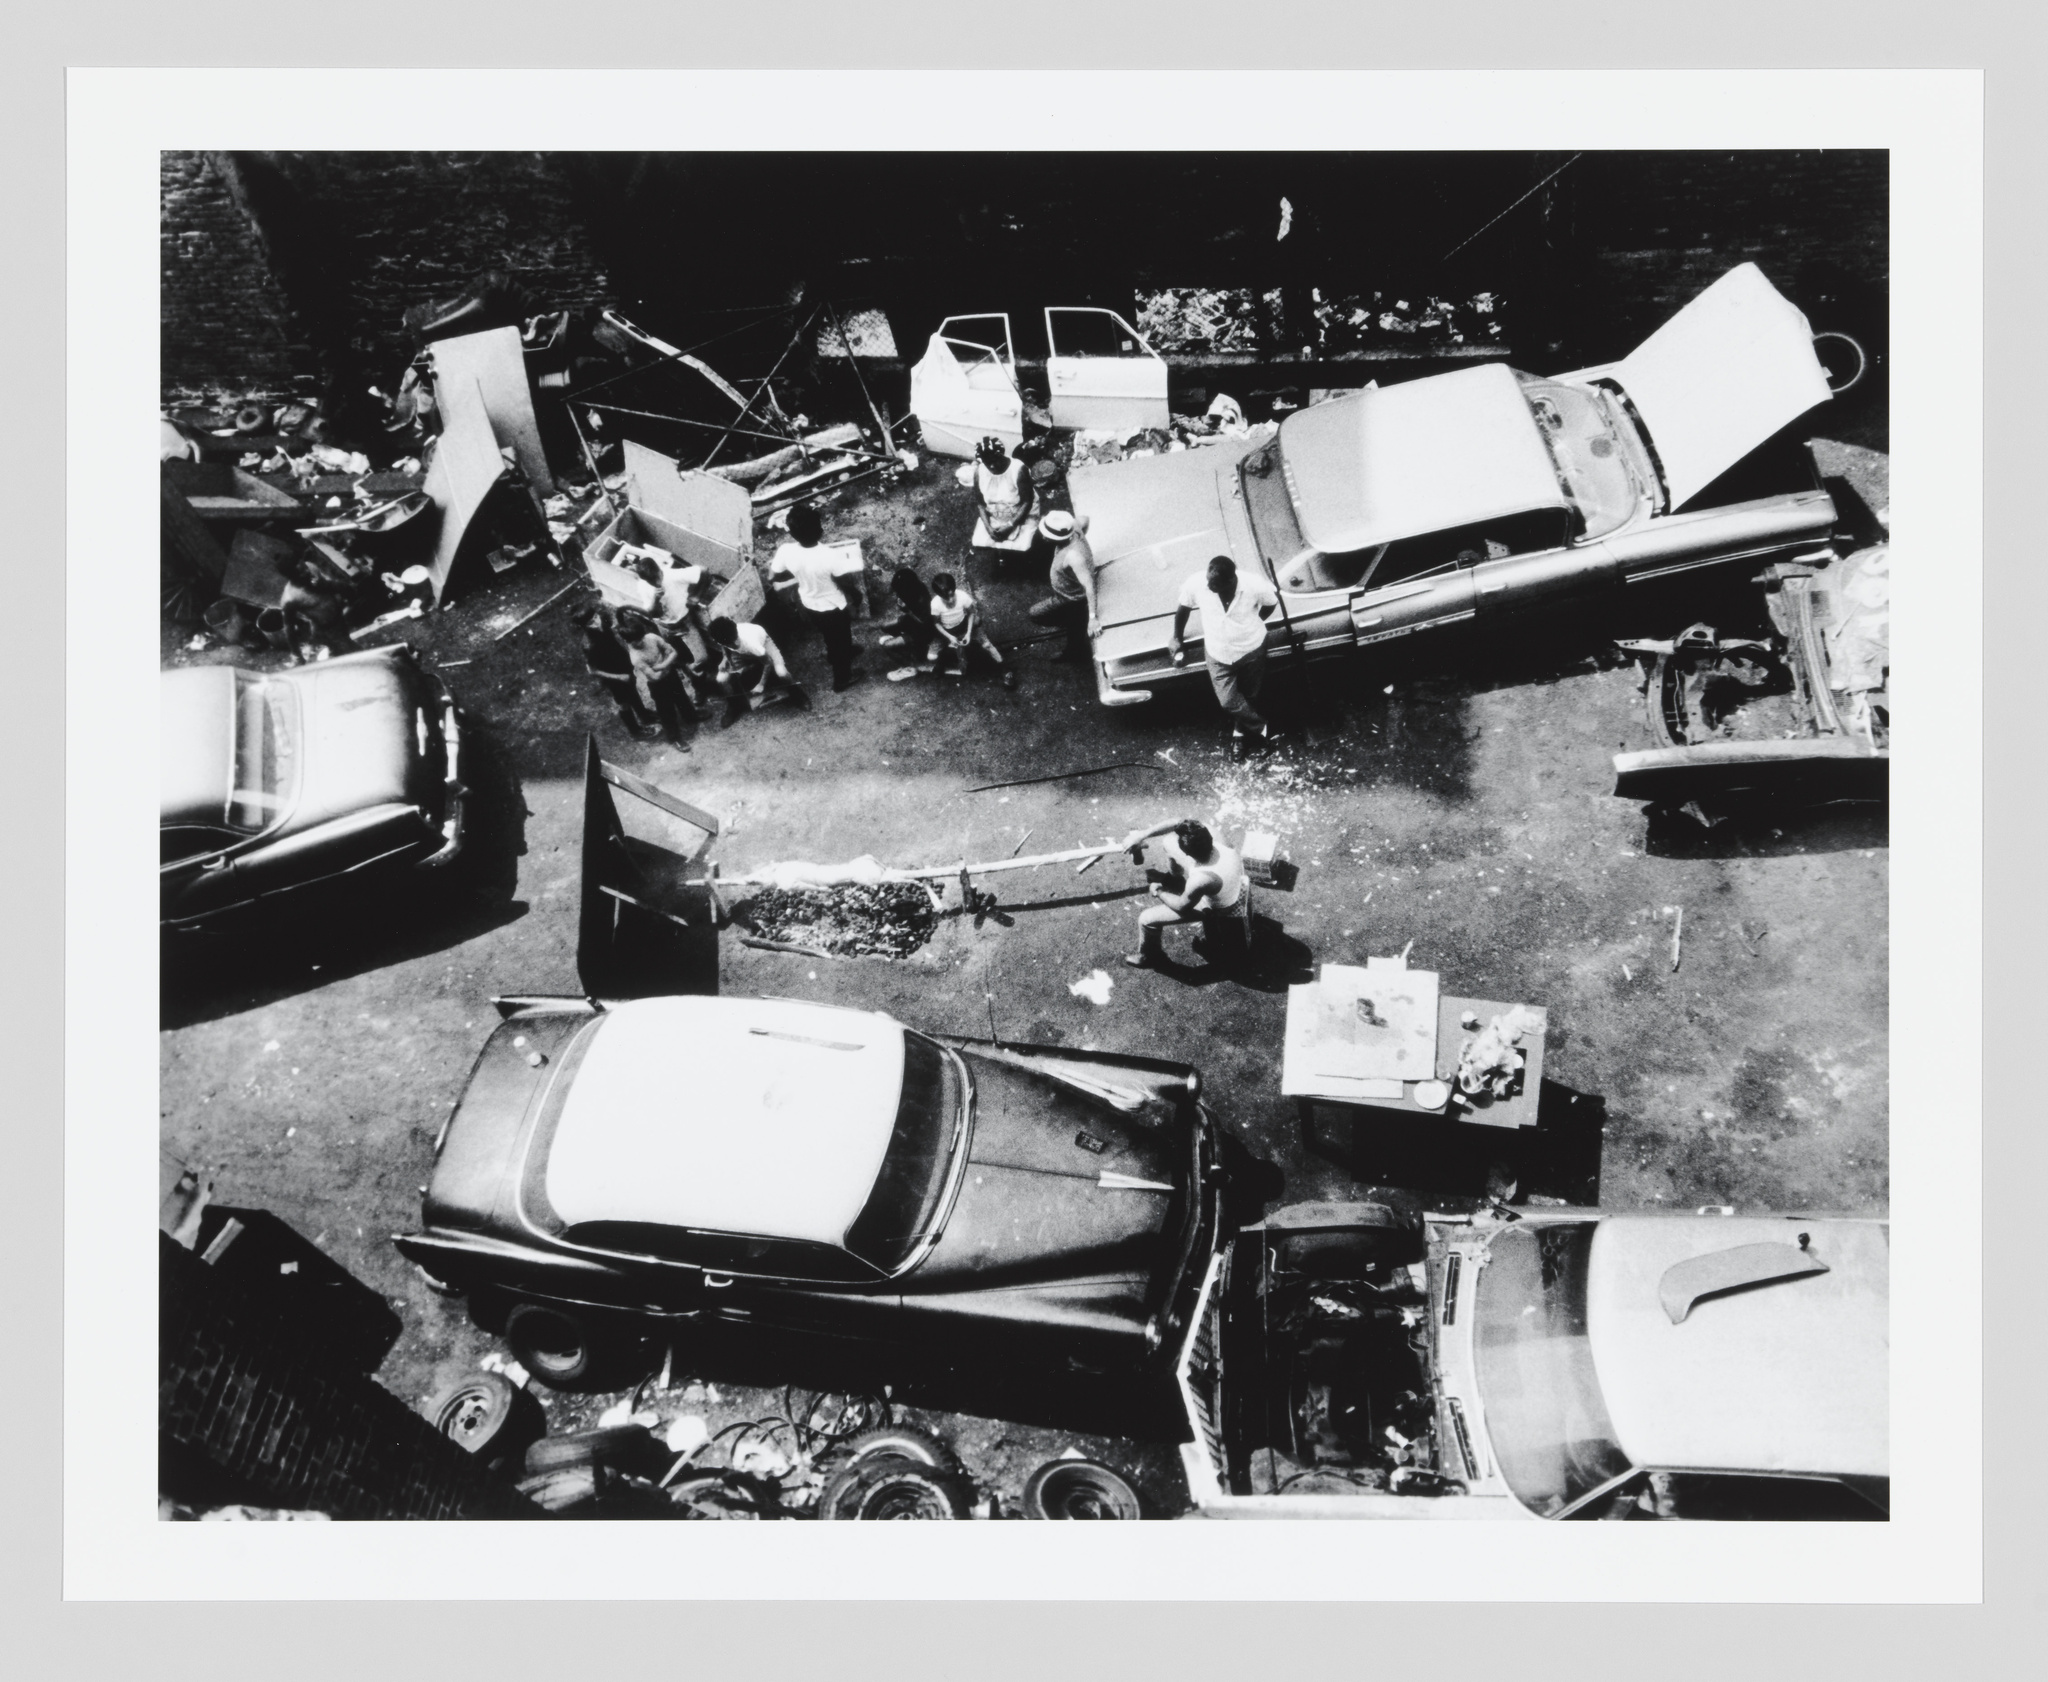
left=159, top=440, right=1888, bottom=1516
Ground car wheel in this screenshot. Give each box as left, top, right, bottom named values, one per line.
left=1812, top=330, right=1868, bottom=395
left=816, top=1457, right=971, bottom=1520
left=523, top=1424, right=669, bottom=1481
left=841, top=1425, right=964, bottom=1479
left=1021, top=1459, right=1143, bottom=1520
left=515, top=1463, right=604, bottom=1514
left=503, top=1302, right=599, bottom=1388
left=420, top=1371, right=545, bottom=1463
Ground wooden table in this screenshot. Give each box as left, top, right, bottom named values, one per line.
left=1284, top=979, right=1547, bottom=1132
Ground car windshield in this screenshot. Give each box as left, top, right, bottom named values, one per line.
left=1471, top=1223, right=1635, bottom=1517
left=229, top=673, right=297, bottom=832
left=1237, top=444, right=1309, bottom=584
left=844, top=1033, right=967, bottom=1273
left=1518, top=377, right=1641, bottom=539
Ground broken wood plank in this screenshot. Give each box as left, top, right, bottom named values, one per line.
left=598, top=761, right=721, bottom=838
left=966, top=761, right=1160, bottom=794
left=739, top=934, right=832, bottom=959
left=492, top=578, right=584, bottom=641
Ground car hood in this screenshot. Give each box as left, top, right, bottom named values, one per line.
left=161, top=666, right=236, bottom=827
left=1069, top=444, right=1257, bottom=665
left=281, top=652, right=428, bottom=833
left=1610, top=263, right=1834, bottom=510
left=912, top=1049, right=1187, bottom=1290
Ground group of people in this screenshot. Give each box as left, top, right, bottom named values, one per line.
left=573, top=599, right=803, bottom=747
left=572, top=430, right=1285, bottom=751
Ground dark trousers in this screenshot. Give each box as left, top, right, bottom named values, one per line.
left=645, top=671, right=696, bottom=742
left=1028, top=593, right=1090, bottom=659
left=597, top=672, right=652, bottom=731
left=807, top=605, right=855, bottom=687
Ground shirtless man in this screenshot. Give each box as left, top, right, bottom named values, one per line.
left=1119, top=817, right=1248, bottom=969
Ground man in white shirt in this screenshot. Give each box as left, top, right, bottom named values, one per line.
left=1170, top=553, right=1279, bottom=748
left=769, top=502, right=860, bottom=691
left=704, top=615, right=805, bottom=724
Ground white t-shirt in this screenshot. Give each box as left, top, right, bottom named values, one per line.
left=930, top=587, right=974, bottom=631
left=657, top=561, right=707, bottom=623
left=772, top=541, right=858, bottom=614
left=1177, top=569, right=1278, bottom=665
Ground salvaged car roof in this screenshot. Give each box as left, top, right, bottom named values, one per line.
left=1611, top=262, right=1834, bottom=510
left=1584, top=1214, right=1888, bottom=1479
left=1279, top=363, right=1565, bottom=554
left=161, top=666, right=236, bottom=827
left=542, top=996, right=906, bottom=1245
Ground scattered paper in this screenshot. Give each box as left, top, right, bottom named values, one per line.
left=1069, top=969, right=1114, bottom=1007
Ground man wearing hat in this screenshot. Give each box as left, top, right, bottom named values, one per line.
left=1028, top=509, right=1101, bottom=661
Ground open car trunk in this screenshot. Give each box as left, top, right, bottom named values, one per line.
left=1608, top=263, right=1835, bottom=511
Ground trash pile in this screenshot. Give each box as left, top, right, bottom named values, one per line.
left=733, top=882, right=940, bottom=960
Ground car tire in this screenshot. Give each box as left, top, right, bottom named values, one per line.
left=503, top=1302, right=601, bottom=1388
left=420, top=1371, right=545, bottom=1465
left=515, top=1463, right=604, bottom=1514
left=816, top=1457, right=971, bottom=1520
left=523, top=1423, right=669, bottom=1481
left=841, top=1425, right=964, bottom=1479
left=1021, top=1459, right=1143, bottom=1520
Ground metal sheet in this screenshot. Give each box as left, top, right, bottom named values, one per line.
left=420, top=371, right=510, bottom=604
left=621, top=439, right=753, bottom=574
left=428, top=325, right=554, bottom=495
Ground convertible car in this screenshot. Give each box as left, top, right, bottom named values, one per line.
left=395, top=995, right=1227, bottom=1386
left=1178, top=1200, right=1888, bottom=1519
left=1073, top=264, right=1844, bottom=706
left=160, top=645, right=463, bottom=928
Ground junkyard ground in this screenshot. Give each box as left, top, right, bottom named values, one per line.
left=160, top=432, right=1889, bottom=1517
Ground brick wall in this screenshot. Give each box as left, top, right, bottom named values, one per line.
left=160, top=152, right=319, bottom=402
left=159, top=1233, right=537, bottom=1520
left=161, top=151, right=613, bottom=407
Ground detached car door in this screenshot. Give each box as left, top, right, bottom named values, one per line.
left=910, top=313, right=1025, bottom=458
left=1045, top=307, right=1171, bottom=434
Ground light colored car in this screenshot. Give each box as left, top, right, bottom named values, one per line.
left=160, top=645, right=463, bottom=928
left=1072, top=264, right=1842, bottom=707
left=1177, top=1200, right=1887, bottom=1519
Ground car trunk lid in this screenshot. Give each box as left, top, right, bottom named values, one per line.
left=1610, top=263, right=1834, bottom=511
left=1071, top=445, right=1254, bottom=666
left=288, top=654, right=430, bottom=831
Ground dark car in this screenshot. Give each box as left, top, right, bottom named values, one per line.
left=396, top=995, right=1227, bottom=1386
left=160, top=645, right=463, bottom=928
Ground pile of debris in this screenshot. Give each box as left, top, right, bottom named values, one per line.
left=733, top=882, right=940, bottom=959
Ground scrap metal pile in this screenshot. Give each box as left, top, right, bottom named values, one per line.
left=731, top=882, right=941, bottom=960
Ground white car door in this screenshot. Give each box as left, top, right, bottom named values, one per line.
left=909, top=313, right=1025, bottom=458
left=1045, top=307, right=1171, bottom=434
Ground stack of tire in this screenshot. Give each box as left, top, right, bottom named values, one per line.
left=815, top=1426, right=976, bottom=1521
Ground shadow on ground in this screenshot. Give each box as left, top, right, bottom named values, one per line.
left=1299, top=1078, right=1608, bottom=1206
